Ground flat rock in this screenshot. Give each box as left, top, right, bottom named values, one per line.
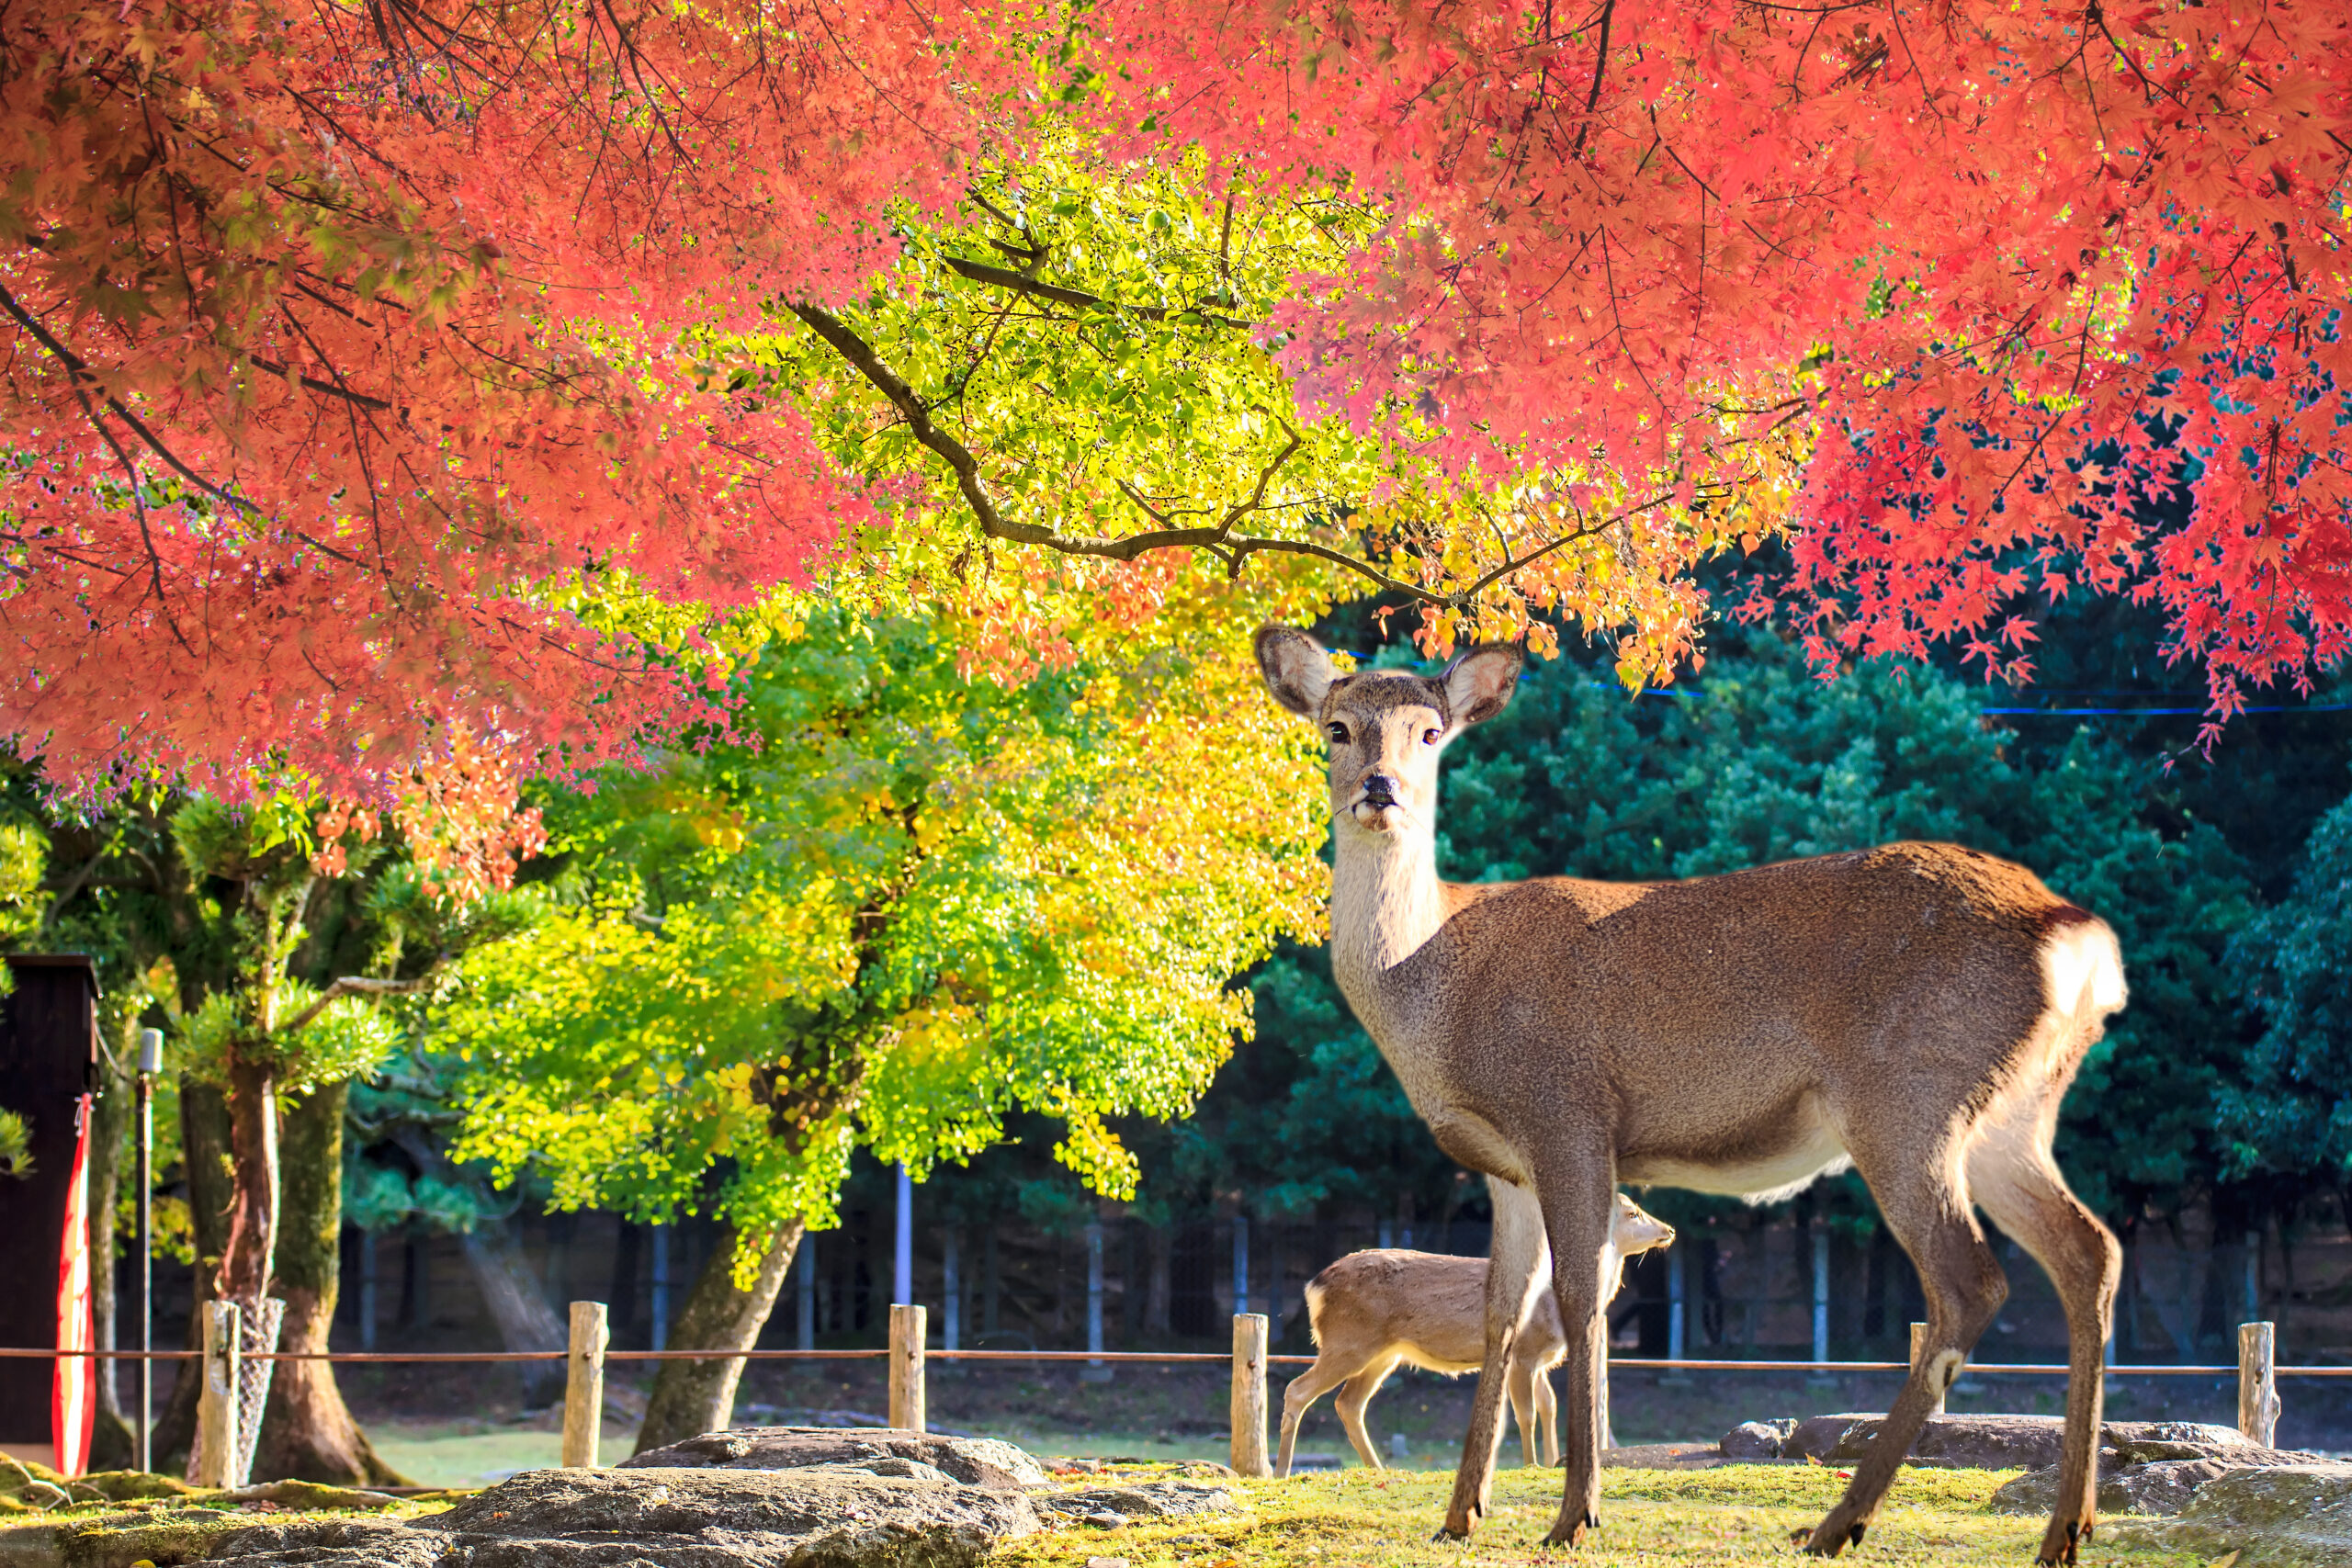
left=2108, top=1463, right=2352, bottom=1566
left=197, top=1464, right=1043, bottom=1568
left=623, top=1429, right=1049, bottom=1489
left=1783, top=1413, right=2282, bottom=1472
left=1600, top=1443, right=1728, bottom=1471
left=1039, top=1483, right=1240, bottom=1528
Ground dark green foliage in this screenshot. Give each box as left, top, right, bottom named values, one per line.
left=2222, top=793, right=2352, bottom=1199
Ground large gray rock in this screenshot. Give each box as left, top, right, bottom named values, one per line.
left=198, top=1465, right=1044, bottom=1568
left=2109, top=1463, right=2352, bottom=1566
left=624, top=1429, right=1049, bottom=1489
left=1994, top=1439, right=2347, bottom=1520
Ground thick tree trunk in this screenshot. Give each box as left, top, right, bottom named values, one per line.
left=153, top=1079, right=234, bottom=1471
left=217, top=1054, right=279, bottom=1305
left=85, top=1020, right=136, bottom=1471
left=632, top=1222, right=803, bottom=1455
left=250, top=1083, right=409, bottom=1485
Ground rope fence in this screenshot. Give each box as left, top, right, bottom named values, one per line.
left=6, top=1308, right=2316, bottom=1480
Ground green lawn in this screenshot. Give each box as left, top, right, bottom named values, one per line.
left=1004, top=1463, right=2210, bottom=1568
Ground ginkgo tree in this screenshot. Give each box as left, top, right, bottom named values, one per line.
left=435, top=603, right=1329, bottom=1448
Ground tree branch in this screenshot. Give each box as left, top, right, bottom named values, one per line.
left=281, top=976, right=432, bottom=1036
left=789, top=302, right=1679, bottom=611
left=940, top=255, right=1253, bottom=329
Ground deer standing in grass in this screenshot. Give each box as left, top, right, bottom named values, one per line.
left=1275, top=1189, right=1673, bottom=1477
left=1253, top=628, right=2126, bottom=1565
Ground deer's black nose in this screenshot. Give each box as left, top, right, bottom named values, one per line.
left=1363, top=773, right=1399, bottom=806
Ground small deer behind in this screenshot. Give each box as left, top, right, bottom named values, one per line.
left=1276, top=1190, right=1674, bottom=1476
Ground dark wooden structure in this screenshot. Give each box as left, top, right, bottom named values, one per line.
left=0, top=955, right=100, bottom=1455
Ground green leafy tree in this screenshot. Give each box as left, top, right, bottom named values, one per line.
left=2222, top=785, right=2352, bottom=1208
left=437, top=606, right=1326, bottom=1447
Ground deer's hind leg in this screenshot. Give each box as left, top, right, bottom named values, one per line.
left=1803, top=1126, right=2007, bottom=1559
left=1279, top=1353, right=1363, bottom=1478
left=1969, top=1088, right=2120, bottom=1566
left=1439, top=1177, right=1551, bottom=1538
left=1334, top=1354, right=1402, bottom=1472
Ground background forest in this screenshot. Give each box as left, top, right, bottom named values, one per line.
left=10, top=563, right=2352, bottom=1479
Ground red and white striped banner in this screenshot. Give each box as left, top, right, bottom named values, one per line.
left=51, top=1092, right=93, bottom=1477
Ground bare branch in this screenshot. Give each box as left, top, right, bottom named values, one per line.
left=790, top=303, right=1682, bottom=612
left=281, top=975, right=432, bottom=1036
left=940, top=255, right=1253, bottom=329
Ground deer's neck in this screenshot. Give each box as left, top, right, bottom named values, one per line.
left=1329, top=825, right=1448, bottom=991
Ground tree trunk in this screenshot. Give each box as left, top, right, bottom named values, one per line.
left=217, top=1054, right=279, bottom=1305
left=154, top=1078, right=234, bottom=1471
left=1146, top=1224, right=1171, bottom=1338
left=85, top=1018, right=136, bottom=1471
left=632, top=1222, right=803, bottom=1455
left=460, top=1221, right=568, bottom=1405
left=250, top=1082, right=409, bottom=1485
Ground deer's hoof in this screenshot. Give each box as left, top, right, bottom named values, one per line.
left=1793, top=1524, right=1848, bottom=1558
left=2033, top=1517, right=2084, bottom=1567
left=1542, top=1511, right=1597, bottom=1549
left=1431, top=1526, right=1472, bottom=1544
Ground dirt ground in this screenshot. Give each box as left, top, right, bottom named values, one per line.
left=332, top=1356, right=2352, bottom=1488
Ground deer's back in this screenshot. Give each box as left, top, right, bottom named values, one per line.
left=1380, top=842, right=2110, bottom=1184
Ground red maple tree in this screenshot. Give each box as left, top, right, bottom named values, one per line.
left=4, top=0, right=2346, bottom=789
left=1088, top=0, right=2352, bottom=728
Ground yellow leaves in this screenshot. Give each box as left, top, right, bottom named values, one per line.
left=1052, top=1107, right=1139, bottom=1201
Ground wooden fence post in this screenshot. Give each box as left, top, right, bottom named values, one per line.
left=889, top=1303, right=927, bottom=1432
left=190, top=1299, right=241, bottom=1487
left=1230, top=1313, right=1271, bottom=1478
left=563, top=1301, right=609, bottom=1469
left=1910, top=1323, right=1947, bottom=1417
left=2237, top=1322, right=2278, bottom=1447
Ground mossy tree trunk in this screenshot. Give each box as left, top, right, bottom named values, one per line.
left=153, top=1078, right=234, bottom=1471
left=630, top=1222, right=803, bottom=1454
left=250, top=1081, right=409, bottom=1485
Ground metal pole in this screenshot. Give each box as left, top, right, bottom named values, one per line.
left=1231, top=1215, right=1250, bottom=1318
left=650, top=1226, right=670, bottom=1351
left=136, top=1027, right=161, bottom=1474
left=797, top=1234, right=816, bottom=1350
left=1081, top=1222, right=1108, bottom=1382
left=895, top=1164, right=913, bottom=1304
left=1666, top=1244, right=1686, bottom=1362
left=942, top=1228, right=960, bottom=1354
left=1811, top=1228, right=1830, bottom=1366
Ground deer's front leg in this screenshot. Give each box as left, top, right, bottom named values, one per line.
left=1439, top=1178, right=1549, bottom=1540
left=1535, top=1160, right=1619, bottom=1549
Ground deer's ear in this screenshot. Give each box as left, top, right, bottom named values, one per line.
left=1255, top=626, right=1336, bottom=717
left=1442, top=644, right=1522, bottom=728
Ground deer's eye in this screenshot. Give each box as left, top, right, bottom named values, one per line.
left=1422, top=728, right=1442, bottom=746
left=1326, top=722, right=1350, bottom=745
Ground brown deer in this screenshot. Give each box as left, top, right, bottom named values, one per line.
left=1253, top=627, right=2126, bottom=1565
left=1275, top=1189, right=1674, bottom=1477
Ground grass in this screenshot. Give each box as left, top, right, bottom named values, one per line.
left=1003, top=1463, right=2212, bottom=1568
left=369, top=1419, right=639, bottom=1488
